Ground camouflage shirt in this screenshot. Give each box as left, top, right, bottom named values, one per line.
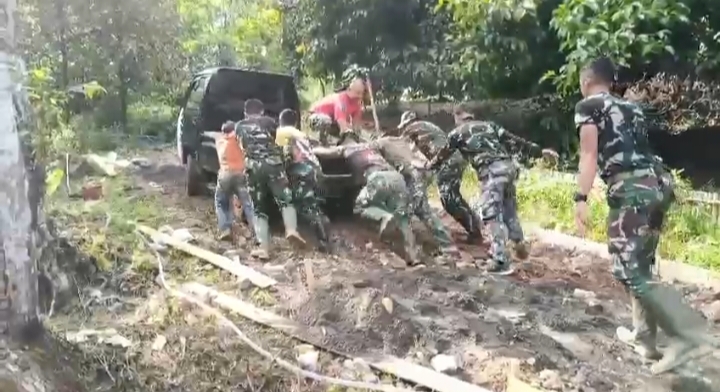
left=402, top=120, right=464, bottom=166
left=574, top=92, right=657, bottom=182
left=235, top=115, right=283, bottom=165
left=445, top=121, right=512, bottom=171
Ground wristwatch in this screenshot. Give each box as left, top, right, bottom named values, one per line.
left=574, top=192, right=588, bottom=203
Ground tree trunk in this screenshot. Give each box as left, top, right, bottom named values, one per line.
left=0, top=0, right=76, bottom=390
left=0, top=0, right=40, bottom=341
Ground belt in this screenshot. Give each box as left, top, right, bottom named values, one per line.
left=608, top=168, right=656, bottom=183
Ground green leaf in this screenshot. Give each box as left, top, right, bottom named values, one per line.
left=45, top=168, right=65, bottom=197
left=539, top=70, right=557, bottom=83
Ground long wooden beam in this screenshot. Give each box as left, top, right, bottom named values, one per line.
left=136, top=225, right=276, bottom=288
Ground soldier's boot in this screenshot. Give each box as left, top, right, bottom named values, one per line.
left=314, top=219, right=333, bottom=253
left=641, top=284, right=716, bottom=374
left=360, top=206, right=395, bottom=237
left=616, top=296, right=662, bottom=361
left=281, top=206, right=307, bottom=247
left=250, top=216, right=271, bottom=261
left=398, top=218, right=420, bottom=266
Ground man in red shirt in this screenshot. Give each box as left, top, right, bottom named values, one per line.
left=308, top=67, right=366, bottom=146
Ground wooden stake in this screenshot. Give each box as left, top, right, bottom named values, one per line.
left=366, top=78, right=381, bottom=134
left=136, top=225, right=276, bottom=288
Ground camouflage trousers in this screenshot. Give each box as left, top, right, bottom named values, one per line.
left=435, top=155, right=482, bottom=236
left=354, top=170, right=416, bottom=256
left=245, top=159, right=294, bottom=219
left=308, top=113, right=340, bottom=146
left=475, top=159, right=523, bottom=264
left=287, top=161, right=326, bottom=228
left=405, top=169, right=453, bottom=247
left=607, top=172, right=675, bottom=296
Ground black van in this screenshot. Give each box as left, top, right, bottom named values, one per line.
left=175, top=67, right=301, bottom=196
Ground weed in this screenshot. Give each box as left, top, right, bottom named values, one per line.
left=447, top=164, right=720, bottom=270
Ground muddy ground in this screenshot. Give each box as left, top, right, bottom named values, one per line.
left=46, top=146, right=720, bottom=392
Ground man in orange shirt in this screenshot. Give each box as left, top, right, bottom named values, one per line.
left=214, top=121, right=255, bottom=240
left=308, top=66, right=366, bottom=146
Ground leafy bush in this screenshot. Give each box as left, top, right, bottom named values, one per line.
left=127, top=98, right=177, bottom=140
left=450, top=165, right=720, bottom=270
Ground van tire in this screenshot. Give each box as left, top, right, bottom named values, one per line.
left=186, top=154, right=204, bottom=197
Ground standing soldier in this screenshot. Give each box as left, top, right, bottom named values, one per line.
left=574, top=57, right=714, bottom=374
left=373, top=133, right=459, bottom=256
left=313, top=132, right=419, bottom=265
left=275, top=108, right=333, bottom=252
left=308, top=66, right=367, bottom=146
left=213, top=121, right=255, bottom=241
left=427, top=104, right=532, bottom=275
left=399, top=111, right=483, bottom=243
left=235, top=99, right=305, bottom=260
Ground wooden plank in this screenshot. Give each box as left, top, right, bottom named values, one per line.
left=506, top=373, right=545, bottom=392
left=505, top=361, right=546, bottom=392
left=181, top=282, right=492, bottom=392
left=137, top=225, right=277, bottom=288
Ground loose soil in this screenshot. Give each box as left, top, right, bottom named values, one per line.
left=46, top=146, right=720, bottom=392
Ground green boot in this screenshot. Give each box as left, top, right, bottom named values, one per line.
left=281, top=206, right=307, bottom=247
left=251, top=216, right=271, bottom=260
left=360, top=206, right=395, bottom=237
left=616, top=296, right=662, bottom=361
left=640, top=284, right=714, bottom=374
left=397, top=216, right=420, bottom=266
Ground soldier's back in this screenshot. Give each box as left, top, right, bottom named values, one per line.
left=449, top=121, right=510, bottom=168
left=403, top=121, right=446, bottom=157
left=575, top=92, right=656, bottom=180
left=236, top=115, right=282, bottom=163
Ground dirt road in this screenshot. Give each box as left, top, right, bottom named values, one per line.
left=49, top=147, right=720, bottom=392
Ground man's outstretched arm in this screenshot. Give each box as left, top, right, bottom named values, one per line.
left=312, top=145, right=345, bottom=159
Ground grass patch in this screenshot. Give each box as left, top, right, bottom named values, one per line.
left=48, top=175, right=165, bottom=271
left=434, top=165, right=720, bottom=270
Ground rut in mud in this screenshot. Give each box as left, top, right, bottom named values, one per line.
left=50, top=147, right=720, bottom=392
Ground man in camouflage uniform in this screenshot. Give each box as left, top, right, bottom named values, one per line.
left=575, top=57, right=713, bottom=374
left=312, top=131, right=419, bottom=265
left=399, top=111, right=483, bottom=243
left=235, top=99, right=306, bottom=260
left=373, top=133, right=459, bottom=256
left=428, top=104, right=533, bottom=275
left=276, top=108, right=333, bottom=252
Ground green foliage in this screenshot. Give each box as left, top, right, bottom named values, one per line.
left=127, top=98, right=176, bottom=139
left=455, top=166, right=720, bottom=270
left=26, top=67, right=107, bottom=159
left=177, top=0, right=287, bottom=71
left=48, top=176, right=163, bottom=271
left=45, top=168, right=65, bottom=197
left=548, top=0, right=691, bottom=95
left=448, top=168, right=720, bottom=271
